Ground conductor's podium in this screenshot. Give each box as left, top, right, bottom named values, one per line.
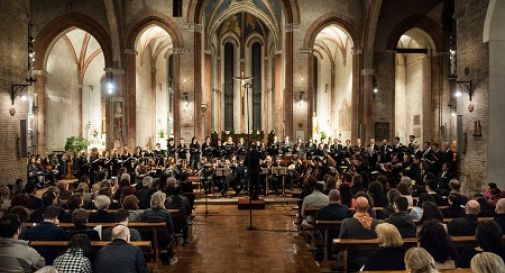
left=238, top=197, right=266, bottom=210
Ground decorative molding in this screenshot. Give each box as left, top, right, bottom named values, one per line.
left=351, top=48, right=362, bottom=55
left=170, top=48, right=191, bottom=54
left=104, top=67, right=125, bottom=75
left=124, top=48, right=138, bottom=55
left=184, top=23, right=202, bottom=33
left=299, top=48, right=315, bottom=54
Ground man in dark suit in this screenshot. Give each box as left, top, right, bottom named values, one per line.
left=384, top=196, right=416, bottom=237
left=244, top=143, right=265, bottom=200
left=407, top=135, right=416, bottom=154
left=95, top=225, right=148, bottom=273
left=26, top=182, right=42, bottom=210
left=23, top=206, right=67, bottom=264
left=448, top=200, right=480, bottom=236
left=393, top=136, right=404, bottom=157
left=379, top=139, right=393, bottom=163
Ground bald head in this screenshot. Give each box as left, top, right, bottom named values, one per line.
left=496, top=198, right=505, bottom=214
left=355, top=196, right=369, bottom=213
left=466, top=200, right=481, bottom=215
left=328, top=189, right=341, bottom=203
left=111, top=225, right=130, bottom=241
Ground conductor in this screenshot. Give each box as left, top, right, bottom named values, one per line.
left=244, top=142, right=265, bottom=200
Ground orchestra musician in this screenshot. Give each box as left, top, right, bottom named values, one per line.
left=202, top=136, right=213, bottom=161
left=167, top=138, right=176, bottom=159
left=177, top=139, right=188, bottom=166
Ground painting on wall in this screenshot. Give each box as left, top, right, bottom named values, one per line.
left=109, top=97, right=127, bottom=148
left=339, top=99, right=351, bottom=131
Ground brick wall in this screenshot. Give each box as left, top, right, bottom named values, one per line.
left=455, top=0, right=490, bottom=193
left=0, top=0, right=30, bottom=186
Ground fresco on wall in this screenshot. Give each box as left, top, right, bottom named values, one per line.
left=110, top=97, right=126, bottom=148
left=339, top=99, right=351, bottom=131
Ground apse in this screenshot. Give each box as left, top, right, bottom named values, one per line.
left=45, top=28, right=105, bottom=151
left=312, top=24, right=353, bottom=141
left=395, top=28, right=435, bottom=145
left=135, top=25, right=173, bottom=149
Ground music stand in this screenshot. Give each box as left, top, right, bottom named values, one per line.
left=234, top=75, right=256, bottom=231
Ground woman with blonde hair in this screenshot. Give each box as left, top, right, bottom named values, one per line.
left=404, top=247, right=440, bottom=273
left=363, top=223, right=406, bottom=270
left=470, top=252, right=505, bottom=273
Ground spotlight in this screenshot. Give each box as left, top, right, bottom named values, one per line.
left=454, top=90, right=462, bottom=98
left=373, top=87, right=378, bottom=94
left=21, top=95, right=27, bottom=101
left=451, top=112, right=457, bottom=117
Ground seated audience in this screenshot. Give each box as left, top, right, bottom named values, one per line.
left=397, top=177, right=414, bottom=206
left=339, top=196, right=378, bottom=239
left=53, top=234, right=92, bottom=273
left=425, top=179, right=448, bottom=206
left=404, top=247, right=440, bottom=273
left=317, top=189, right=349, bottom=221
left=30, top=191, right=58, bottom=223
left=0, top=214, right=45, bottom=272
left=165, top=182, right=192, bottom=245
left=301, top=182, right=329, bottom=229
left=139, top=191, right=177, bottom=264
left=363, top=223, right=406, bottom=271
left=60, top=194, right=84, bottom=223
left=495, top=198, right=505, bottom=231
left=384, top=196, right=416, bottom=237
left=101, top=209, right=141, bottom=241
left=441, top=193, right=465, bottom=218
left=23, top=206, right=67, bottom=264
left=66, top=209, right=100, bottom=241
left=419, top=220, right=458, bottom=269
left=470, top=252, right=505, bottom=273
left=382, top=189, right=401, bottom=218
left=122, top=195, right=141, bottom=221
left=457, top=220, right=505, bottom=268
left=447, top=199, right=480, bottom=236
left=94, top=225, right=148, bottom=273
left=26, top=182, right=42, bottom=210
left=88, top=195, right=115, bottom=223
left=338, top=182, right=353, bottom=208
left=367, top=181, right=388, bottom=207
left=419, top=201, right=444, bottom=226
left=137, top=176, right=157, bottom=209
left=485, top=183, right=505, bottom=205
left=55, top=180, right=72, bottom=204
left=8, top=205, right=31, bottom=238
left=476, top=196, right=496, bottom=217
left=410, top=192, right=436, bottom=221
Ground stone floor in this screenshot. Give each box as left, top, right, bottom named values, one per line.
left=155, top=204, right=319, bottom=273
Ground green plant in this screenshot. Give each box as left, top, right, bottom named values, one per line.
left=159, top=129, right=165, bottom=139
left=320, top=131, right=327, bottom=140
left=64, top=136, right=89, bottom=153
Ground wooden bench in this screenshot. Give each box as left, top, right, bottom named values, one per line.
left=361, top=269, right=471, bottom=273
left=333, top=235, right=505, bottom=272
left=29, top=240, right=151, bottom=249
left=24, top=222, right=166, bottom=263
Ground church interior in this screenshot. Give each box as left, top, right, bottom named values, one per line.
left=1, top=0, right=505, bottom=273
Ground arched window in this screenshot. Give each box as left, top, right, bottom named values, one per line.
left=224, top=42, right=235, bottom=130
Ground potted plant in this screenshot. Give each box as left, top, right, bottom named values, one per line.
left=159, top=129, right=165, bottom=139
left=320, top=131, right=327, bottom=141
left=64, top=136, right=90, bottom=154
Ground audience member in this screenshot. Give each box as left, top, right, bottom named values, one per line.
left=410, top=193, right=437, bottom=221
left=382, top=189, right=401, bottom=218
left=425, top=179, right=447, bottom=206
left=23, top=206, right=67, bottom=264
left=339, top=196, right=378, bottom=239
left=8, top=205, right=31, bottom=238
left=53, top=234, right=92, bottom=273
left=419, top=220, right=458, bottom=269
left=139, top=191, right=177, bottom=264
left=441, top=193, right=465, bottom=218
left=0, top=214, right=45, bottom=272
left=137, top=176, right=156, bottom=209
left=338, top=183, right=353, bottom=208
left=404, top=247, right=440, bottom=273
left=470, top=252, right=505, bottom=273
left=447, top=199, right=480, bottom=236
left=419, top=202, right=444, bottom=226
left=457, top=220, right=505, bottom=268
left=397, top=177, right=414, bottom=206
left=88, top=195, right=115, bottom=223
left=476, top=196, right=496, bottom=217
left=367, top=181, right=388, bottom=207
left=122, top=195, right=141, bottom=221
left=60, top=194, right=84, bottom=223
left=30, top=191, right=58, bottom=223
left=26, top=182, right=42, bottom=209
left=101, top=209, right=141, bottom=241
left=363, top=223, right=406, bottom=271
left=94, top=225, right=148, bottom=273
left=384, top=196, right=416, bottom=237
left=301, top=182, right=329, bottom=229
left=495, top=198, right=505, bottom=231
left=165, top=182, right=192, bottom=245
left=66, top=209, right=100, bottom=241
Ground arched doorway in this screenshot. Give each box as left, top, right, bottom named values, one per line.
left=311, top=24, right=354, bottom=142
left=134, top=25, right=174, bottom=149
left=44, top=28, right=106, bottom=151
left=394, top=28, right=436, bottom=145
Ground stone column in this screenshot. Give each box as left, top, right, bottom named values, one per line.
left=361, top=68, right=374, bottom=141
left=125, top=49, right=137, bottom=149
left=203, top=52, right=212, bottom=137
left=193, top=31, right=202, bottom=140
left=284, top=30, right=294, bottom=139
left=33, top=70, right=46, bottom=153
left=274, top=53, right=283, bottom=137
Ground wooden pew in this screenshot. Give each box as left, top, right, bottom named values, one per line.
left=333, top=235, right=505, bottom=272
left=29, top=240, right=151, bottom=249
left=360, top=268, right=472, bottom=273
left=24, top=222, right=166, bottom=263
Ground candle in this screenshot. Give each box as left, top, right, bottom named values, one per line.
left=34, top=93, right=38, bottom=107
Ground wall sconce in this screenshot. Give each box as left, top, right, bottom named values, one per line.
left=298, top=90, right=305, bottom=107
left=448, top=103, right=456, bottom=117
left=201, top=103, right=208, bottom=113
left=183, top=92, right=189, bottom=108
left=454, top=80, right=472, bottom=101
left=372, top=76, right=378, bottom=98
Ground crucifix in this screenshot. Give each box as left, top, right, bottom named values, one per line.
left=234, top=72, right=252, bottom=116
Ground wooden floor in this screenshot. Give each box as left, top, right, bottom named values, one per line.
left=157, top=204, right=319, bottom=273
